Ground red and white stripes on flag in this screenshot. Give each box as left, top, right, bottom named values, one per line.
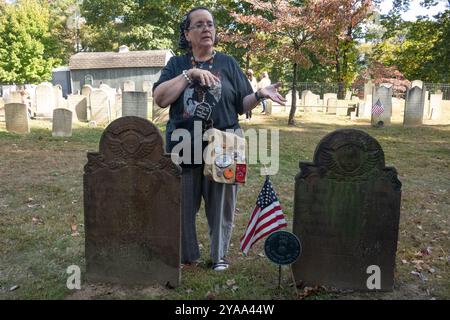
left=240, top=177, right=287, bottom=255
left=372, top=98, right=385, bottom=115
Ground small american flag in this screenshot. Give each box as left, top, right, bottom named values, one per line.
left=372, top=98, right=384, bottom=115
left=240, top=177, right=287, bottom=255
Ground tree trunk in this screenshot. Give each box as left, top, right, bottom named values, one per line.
left=288, top=62, right=298, bottom=125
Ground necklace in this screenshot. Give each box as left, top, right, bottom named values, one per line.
left=190, top=50, right=216, bottom=70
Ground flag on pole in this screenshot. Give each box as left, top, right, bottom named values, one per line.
left=372, top=98, right=384, bottom=115
left=240, top=177, right=287, bottom=255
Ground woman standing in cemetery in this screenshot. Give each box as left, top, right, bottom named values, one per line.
left=153, top=7, right=285, bottom=271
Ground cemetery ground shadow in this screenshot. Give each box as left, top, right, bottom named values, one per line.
left=0, top=114, right=449, bottom=299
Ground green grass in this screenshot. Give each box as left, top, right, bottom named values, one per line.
left=0, top=113, right=449, bottom=300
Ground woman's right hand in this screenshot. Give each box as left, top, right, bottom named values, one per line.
left=188, top=69, right=220, bottom=88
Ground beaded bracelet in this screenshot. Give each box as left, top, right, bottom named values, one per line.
left=182, top=70, right=192, bottom=84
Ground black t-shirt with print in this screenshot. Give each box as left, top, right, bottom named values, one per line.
left=153, top=52, right=253, bottom=166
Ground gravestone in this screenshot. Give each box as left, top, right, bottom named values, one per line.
left=326, top=98, right=337, bottom=114
left=345, top=90, right=352, bottom=100
left=35, top=83, right=55, bottom=117
left=112, top=93, right=123, bottom=119
left=5, top=103, right=29, bottom=134
left=90, top=89, right=111, bottom=125
left=364, top=81, right=373, bottom=101
left=371, top=84, right=393, bottom=127
left=84, top=116, right=181, bottom=286
left=429, top=93, right=443, bottom=120
left=142, top=81, right=153, bottom=97
left=7, top=91, right=23, bottom=104
left=123, top=80, right=136, bottom=92
left=323, top=93, right=337, bottom=113
left=336, top=100, right=350, bottom=116
left=54, top=85, right=64, bottom=108
left=52, top=108, right=72, bottom=137
left=122, top=91, right=148, bottom=119
left=286, top=90, right=299, bottom=109
left=68, top=94, right=88, bottom=122
left=362, top=94, right=373, bottom=118
left=292, top=129, right=401, bottom=291
left=410, top=80, right=423, bottom=89
left=81, top=85, right=94, bottom=116
left=304, top=91, right=318, bottom=112
left=403, top=85, right=426, bottom=125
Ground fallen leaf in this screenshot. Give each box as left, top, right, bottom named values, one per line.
left=71, top=224, right=78, bottom=232
left=226, top=279, right=236, bottom=287
left=205, top=291, right=216, bottom=300
left=32, top=216, right=44, bottom=225
left=401, top=259, right=409, bottom=264
left=411, top=271, right=428, bottom=282
left=421, top=246, right=432, bottom=256
left=258, top=252, right=265, bottom=258
left=417, top=225, right=423, bottom=230
left=9, top=285, right=19, bottom=292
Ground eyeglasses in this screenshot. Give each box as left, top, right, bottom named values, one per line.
left=188, top=22, right=215, bottom=31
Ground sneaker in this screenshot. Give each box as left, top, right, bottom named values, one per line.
left=212, top=259, right=229, bottom=271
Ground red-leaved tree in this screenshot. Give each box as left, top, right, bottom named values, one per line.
left=231, top=0, right=372, bottom=125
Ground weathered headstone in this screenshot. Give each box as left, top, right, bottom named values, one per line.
left=123, top=80, right=136, bottom=92
left=84, top=116, right=181, bottom=286
left=122, top=91, right=148, bottom=119
left=371, top=83, right=393, bottom=127
left=429, top=92, right=443, bottom=120
left=142, top=81, right=153, bottom=97
left=112, top=93, right=123, bottom=119
left=5, top=103, right=29, bottom=134
left=304, top=91, right=318, bottom=112
left=68, top=94, right=88, bottom=122
left=345, top=90, right=352, bottom=100
left=410, top=80, right=423, bottom=89
left=323, top=93, right=338, bottom=113
left=364, top=81, right=373, bottom=101
left=326, top=98, right=337, bottom=114
left=336, top=100, right=350, bottom=116
left=54, top=85, right=64, bottom=108
left=293, top=129, right=401, bottom=291
left=404, top=84, right=426, bottom=125
left=7, top=91, right=23, bottom=104
left=35, top=83, right=55, bottom=117
left=90, top=89, right=111, bottom=125
left=52, top=108, right=72, bottom=137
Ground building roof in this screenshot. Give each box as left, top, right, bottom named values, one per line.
left=69, top=50, right=173, bottom=70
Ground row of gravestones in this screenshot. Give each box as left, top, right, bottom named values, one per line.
left=84, top=115, right=401, bottom=291
left=0, top=80, right=154, bottom=120
left=1, top=90, right=152, bottom=136
left=363, top=80, right=444, bottom=126
left=285, top=90, right=357, bottom=115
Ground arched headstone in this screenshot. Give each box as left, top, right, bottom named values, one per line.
left=35, top=83, right=55, bottom=117
left=84, top=116, right=181, bottom=286
left=292, top=129, right=401, bottom=291
left=371, top=84, right=393, bottom=127
left=404, top=84, right=426, bottom=125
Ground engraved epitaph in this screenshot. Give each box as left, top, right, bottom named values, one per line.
left=84, top=116, right=182, bottom=286
left=292, top=129, right=401, bottom=291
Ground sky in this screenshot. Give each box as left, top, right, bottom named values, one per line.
left=379, top=0, right=449, bottom=21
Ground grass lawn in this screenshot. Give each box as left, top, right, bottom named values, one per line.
left=0, top=111, right=449, bottom=300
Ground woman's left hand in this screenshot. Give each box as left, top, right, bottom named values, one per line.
left=259, top=82, right=287, bottom=105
